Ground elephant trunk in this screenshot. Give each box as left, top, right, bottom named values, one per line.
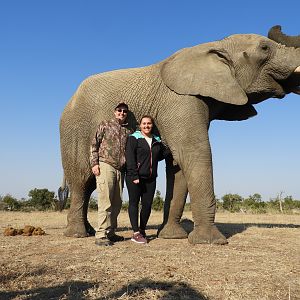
left=58, top=175, right=69, bottom=211
left=268, top=25, right=300, bottom=48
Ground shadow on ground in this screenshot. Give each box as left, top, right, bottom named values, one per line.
left=101, top=279, right=208, bottom=299
left=0, top=278, right=207, bottom=300
left=0, top=267, right=48, bottom=285
left=0, top=280, right=95, bottom=300
left=179, top=218, right=300, bottom=239
left=118, top=218, right=299, bottom=240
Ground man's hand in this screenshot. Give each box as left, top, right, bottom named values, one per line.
left=133, top=179, right=139, bottom=184
left=92, top=165, right=100, bottom=176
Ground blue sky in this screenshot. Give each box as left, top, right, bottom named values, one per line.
left=0, top=1, right=299, bottom=201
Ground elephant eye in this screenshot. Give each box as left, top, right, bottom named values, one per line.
left=261, top=44, right=269, bottom=51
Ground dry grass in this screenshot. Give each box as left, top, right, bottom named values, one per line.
left=0, top=210, right=299, bottom=300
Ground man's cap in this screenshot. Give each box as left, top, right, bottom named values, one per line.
left=115, top=102, right=128, bottom=110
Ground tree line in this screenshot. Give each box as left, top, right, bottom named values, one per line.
left=0, top=189, right=299, bottom=214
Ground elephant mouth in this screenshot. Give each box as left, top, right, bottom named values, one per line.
left=290, top=66, right=300, bottom=95
left=291, top=86, right=300, bottom=95
left=248, top=68, right=300, bottom=104
left=279, top=69, right=300, bottom=95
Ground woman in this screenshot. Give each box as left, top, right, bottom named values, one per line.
left=125, top=116, right=165, bottom=244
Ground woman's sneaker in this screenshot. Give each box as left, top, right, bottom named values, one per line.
left=131, top=232, right=147, bottom=244
left=139, top=230, right=146, bottom=238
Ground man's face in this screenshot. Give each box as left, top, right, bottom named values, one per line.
left=114, top=106, right=128, bottom=123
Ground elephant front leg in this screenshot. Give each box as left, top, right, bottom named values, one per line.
left=159, top=99, right=227, bottom=244
left=158, top=156, right=188, bottom=239
left=186, top=160, right=227, bottom=245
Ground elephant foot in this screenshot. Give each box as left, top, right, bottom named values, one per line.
left=64, top=223, right=89, bottom=238
left=188, top=225, right=228, bottom=245
left=158, top=222, right=188, bottom=239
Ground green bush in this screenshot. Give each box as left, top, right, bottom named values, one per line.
left=222, top=193, right=243, bottom=212
left=283, top=196, right=300, bottom=210
left=152, top=190, right=164, bottom=211
left=121, top=201, right=129, bottom=211
left=2, top=194, right=21, bottom=211
left=27, top=188, right=55, bottom=211
left=242, top=194, right=266, bottom=213
left=184, top=202, right=191, bottom=211
left=215, top=197, right=224, bottom=211
left=0, top=201, right=7, bottom=210
left=89, top=197, right=98, bottom=210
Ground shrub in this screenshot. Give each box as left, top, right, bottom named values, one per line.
left=27, top=188, right=55, bottom=210
left=121, top=201, right=129, bottom=211
left=152, top=190, right=164, bottom=211
left=222, top=193, right=243, bottom=212
left=283, top=196, right=300, bottom=210
left=2, top=194, right=21, bottom=211
left=89, top=197, right=98, bottom=210
left=215, top=197, right=224, bottom=211
left=184, top=202, right=191, bottom=211
left=242, top=194, right=266, bottom=213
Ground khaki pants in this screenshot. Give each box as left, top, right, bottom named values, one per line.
left=95, top=162, right=123, bottom=239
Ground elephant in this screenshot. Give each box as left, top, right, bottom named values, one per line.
left=60, top=26, right=300, bottom=244
left=158, top=25, right=300, bottom=242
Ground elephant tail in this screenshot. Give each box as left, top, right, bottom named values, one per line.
left=58, top=175, right=69, bottom=211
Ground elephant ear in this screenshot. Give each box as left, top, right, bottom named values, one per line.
left=160, top=44, right=248, bottom=105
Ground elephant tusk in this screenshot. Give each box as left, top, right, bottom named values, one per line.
left=294, top=66, right=300, bottom=73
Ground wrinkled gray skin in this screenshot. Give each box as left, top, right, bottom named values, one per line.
left=60, top=30, right=300, bottom=244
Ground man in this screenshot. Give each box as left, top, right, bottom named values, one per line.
left=90, top=102, right=132, bottom=246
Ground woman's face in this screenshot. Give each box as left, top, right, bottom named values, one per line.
left=140, top=117, right=153, bottom=136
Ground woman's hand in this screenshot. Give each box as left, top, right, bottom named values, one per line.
left=133, top=179, right=139, bottom=184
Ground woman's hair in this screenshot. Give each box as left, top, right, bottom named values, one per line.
left=139, top=115, right=154, bottom=124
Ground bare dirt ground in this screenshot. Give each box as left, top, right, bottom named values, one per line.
left=0, top=210, right=299, bottom=300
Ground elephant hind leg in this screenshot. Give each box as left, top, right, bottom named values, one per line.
left=158, top=158, right=188, bottom=239
left=64, top=176, right=96, bottom=238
